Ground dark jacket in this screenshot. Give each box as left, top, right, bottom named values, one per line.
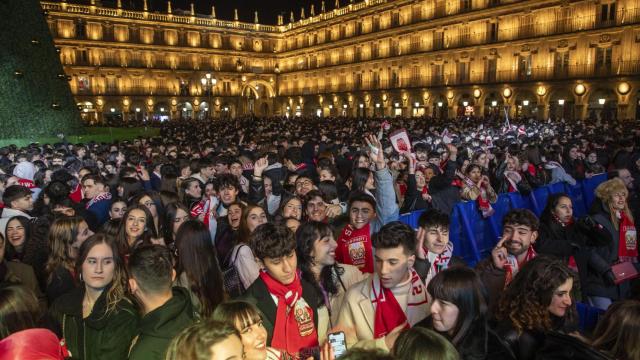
left=414, top=255, right=466, bottom=281
left=47, top=285, right=139, bottom=360
left=400, top=173, right=431, bottom=214
left=535, top=215, right=610, bottom=297
left=239, top=275, right=320, bottom=347
left=4, top=215, right=50, bottom=289
left=0, top=260, right=47, bottom=309
left=535, top=331, right=613, bottom=360
left=586, top=199, right=631, bottom=299
left=493, top=316, right=578, bottom=360
left=415, top=315, right=515, bottom=360
left=129, top=287, right=197, bottom=360
left=46, top=265, right=77, bottom=305
left=475, top=257, right=508, bottom=314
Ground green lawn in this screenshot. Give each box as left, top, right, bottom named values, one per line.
left=0, top=127, right=160, bottom=147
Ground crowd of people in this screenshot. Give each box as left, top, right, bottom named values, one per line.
left=0, top=114, right=639, bottom=360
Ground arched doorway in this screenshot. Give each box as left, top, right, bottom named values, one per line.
left=432, top=94, right=448, bottom=120
left=587, top=88, right=617, bottom=122
left=178, top=102, right=193, bottom=119
left=198, top=101, right=210, bottom=120
left=549, top=88, right=575, bottom=121
left=153, top=102, right=170, bottom=122
left=484, top=92, right=503, bottom=118
left=77, top=101, right=97, bottom=124
left=514, top=89, right=538, bottom=119
left=103, top=103, right=123, bottom=125
left=457, top=94, right=474, bottom=117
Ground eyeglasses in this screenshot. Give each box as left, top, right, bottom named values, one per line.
left=296, top=180, right=313, bottom=188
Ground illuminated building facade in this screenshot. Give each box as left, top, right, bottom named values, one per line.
left=44, top=0, right=640, bottom=122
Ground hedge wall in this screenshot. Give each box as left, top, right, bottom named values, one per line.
left=0, top=0, right=84, bottom=140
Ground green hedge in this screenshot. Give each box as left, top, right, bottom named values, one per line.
left=0, top=127, right=160, bottom=147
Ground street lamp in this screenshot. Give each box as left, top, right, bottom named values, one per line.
left=200, top=73, right=217, bottom=119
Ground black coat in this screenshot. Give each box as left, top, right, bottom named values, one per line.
left=586, top=199, right=632, bottom=299
left=493, top=315, right=577, bottom=360
left=535, top=332, right=613, bottom=360
left=415, top=315, right=515, bottom=360
left=239, top=275, right=321, bottom=348
left=400, top=173, right=431, bottom=214
left=535, top=215, right=610, bottom=298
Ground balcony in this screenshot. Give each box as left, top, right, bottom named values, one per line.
left=278, top=61, right=640, bottom=96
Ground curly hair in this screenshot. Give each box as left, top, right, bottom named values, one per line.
left=496, top=256, right=575, bottom=335
left=595, top=177, right=633, bottom=228
left=251, top=223, right=296, bottom=261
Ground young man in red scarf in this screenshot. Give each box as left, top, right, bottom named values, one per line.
left=336, top=221, right=428, bottom=351
left=335, top=135, right=399, bottom=274
left=240, top=223, right=323, bottom=359
left=476, top=209, right=539, bottom=313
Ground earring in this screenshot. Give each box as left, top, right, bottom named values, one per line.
left=79, top=273, right=83, bottom=282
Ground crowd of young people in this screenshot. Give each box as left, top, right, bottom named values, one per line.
left=0, top=114, right=639, bottom=360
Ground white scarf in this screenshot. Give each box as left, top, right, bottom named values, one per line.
left=425, top=242, right=454, bottom=286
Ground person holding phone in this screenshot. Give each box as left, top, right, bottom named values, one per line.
left=475, top=209, right=539, bottom=313
left=337, top=222, right=428, bottom=351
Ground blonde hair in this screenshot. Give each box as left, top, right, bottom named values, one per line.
left=46, top=216, right=85, bottom=284
left=595, top=178, right=633, bottom=229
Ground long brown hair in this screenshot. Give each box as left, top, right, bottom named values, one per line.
left=236, top=204, right=264, bottom=245
left=591, top=300, right=640, bottom=360
left=76, top=234, right=129, bottom=316
left=45, top=216, right=85, bottom=284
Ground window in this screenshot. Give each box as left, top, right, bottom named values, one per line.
left=432, top=64, right=444, bottom=84
left=354, top=73, right=362, bottom=90
left=371, top=42, right=379, bottom=59
left=595, top=47, right=612, bottom=74
left=599, top=2, right=617, bottom=25
left=485, top=58, right=497, bottom=82
left=518, top=54, right=532, bottom=79
left=433, top=31, right=444, bottom=50
left=460, top=0, right=471, bottom=12
left=457, top=62, right=470, bottom=83
left=488, top=22, right=498, bottom=42
left=391, top=12, right=400, bottom=27
left=77, top=77, right=90, bottom=92
left=460, top=25, right=470, bottom=45
left=554, top=52, right=569, bottom=77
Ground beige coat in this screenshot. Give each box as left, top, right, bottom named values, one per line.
left=336, top=273, right=429, bottom=352
left=316, top=264, right=367, bottom=341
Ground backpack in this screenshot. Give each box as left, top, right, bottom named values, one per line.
left=222, top=244, right=246, bottom=298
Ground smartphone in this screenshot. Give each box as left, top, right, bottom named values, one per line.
left=328, top=332, right=347, bottom=358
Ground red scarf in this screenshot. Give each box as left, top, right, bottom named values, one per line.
left=504, top=246, right=537, bottom=287
left=259, top=271, right=318, bottom=355
left=372, top=269, right=425, bottom=338
left=618, top=211, right=638, bottom=263
left=464, top=176, right=494, bottom=218
left=336, top=223, right=373, bottom=273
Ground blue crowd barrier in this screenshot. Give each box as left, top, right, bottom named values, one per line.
left=399, top=175, right=607, bottom=266
left=576, top=302, right=605, bottom=334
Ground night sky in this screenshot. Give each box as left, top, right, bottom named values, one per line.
left=96, top=0, right=339, bottom=25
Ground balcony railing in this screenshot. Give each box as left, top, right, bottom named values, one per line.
left=280, top=7, right=639, bottom=73
left=41, top=2, right=280, bottom=33
left=279, top=61, right=640, bottom=96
